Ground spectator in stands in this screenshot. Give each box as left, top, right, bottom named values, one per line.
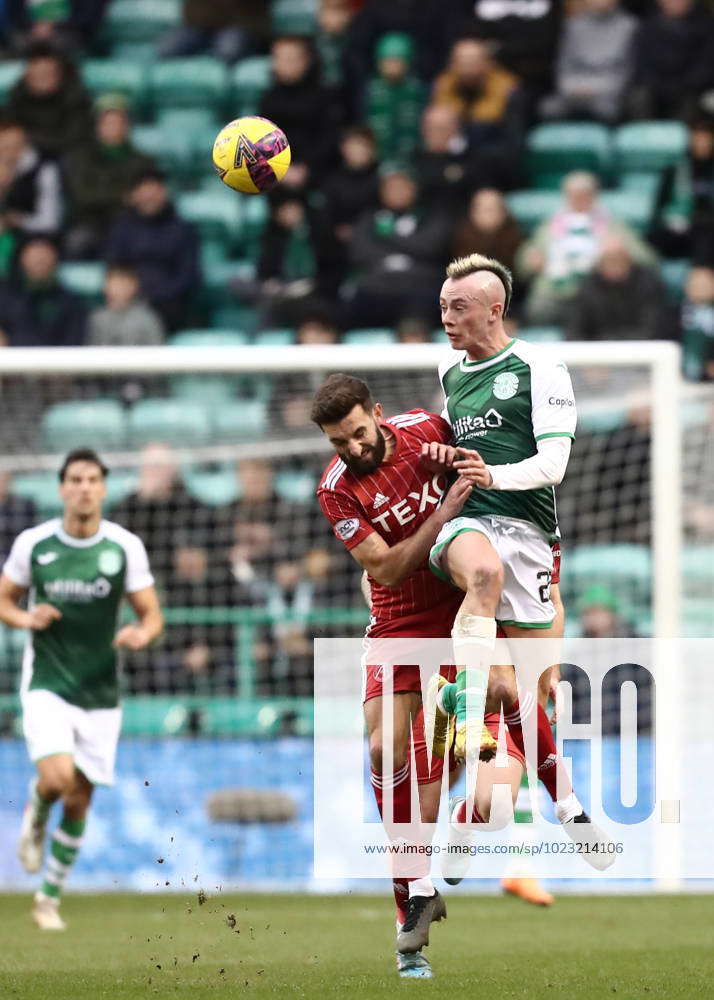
left=259, top=35, right=342, bottom=193
left=431, top=36, right=525, bottom=162
left=680, top=266, right=714, bottom=380
left=315, top=0, right=355, bottom=90
left=0, top=471, right=36, bottom=565
left=630, top=0, right=714, bottom=120
left=364, top=33, right=426, bottom=163
left=158, top=0, right=269, bottom=63
left=87, top=265, right=164, bottom=347
left=316, top=125, right=379, bottom=294
left=516, top=171, right=658, bottom=325
left=0, top=235, right=86, bottom=345
left=4, top=0, right=110, bottom=54
left=112, top=442, right=212, bottom=586
left=567, top=237, right=674, bottom=342
left=343, top=0, right=451, bottom=91
left=396, top=315, right=431, bottom=343
left=656, top=114, right=714, bottom=263
left=345, top=165, right=451, bottom=327
left=104, top=168, right=201, bottom=331
left=447, top=0, right=562, bottom=104
left=256, top=190, right=317, bottom=327
left=683, top=399, right=714, bottom=538
left=4, top=44, right=93, bottom=157
left=0, top=118, right=61, bottom=239
left=63, top=96, right=156, bottom=260
left=296, top=312, right=340, bottom=345
left=540, top=0, right=637, bottom=124
left=451, top=189, right=524, bottom=276
left=415, top=105, right=508, bottom=214
left=578, top=585, right=637, bottom=639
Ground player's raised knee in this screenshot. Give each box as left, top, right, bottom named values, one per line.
left=463, top=561, right=504, bottom=600
left=369, top=731, right=408, bottom=775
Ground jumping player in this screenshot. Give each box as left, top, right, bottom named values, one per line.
left=312, top=374, right=472, bottom=979
left=0, top=448, right=163, bottom=929
left=426, top=252, right=614, bottom=865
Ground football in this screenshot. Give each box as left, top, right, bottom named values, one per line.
left=212, top=116, right=291, bottom=195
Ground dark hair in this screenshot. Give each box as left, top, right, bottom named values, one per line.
left=106, top=264, right=139, bottom=282
left=59, top=448, right=109, bottom=482
left=131, top=167, right=167, bottom=187
left=341, top=124, right=376, bottom=145
left=311, top=373, right=372, bottom=427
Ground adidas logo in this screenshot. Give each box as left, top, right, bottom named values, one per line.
left=539, top=753, right=558, bottom=771
left=373, top=492, right=389, bottom=509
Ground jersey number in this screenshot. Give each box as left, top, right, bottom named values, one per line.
left=537, top=570, right=552, bottom=604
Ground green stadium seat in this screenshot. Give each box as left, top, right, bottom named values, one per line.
left=58, top=262, right=106, bottom=303
left=200, top=260, right=254, bottom=311
left=128, top=399, right=212, bottom=446
left=343, top=328, right=397, bottom=345
left=102, top=0, right=182, bottom=45
left=613, top=121, right=687, bottom=174
left=660, top=259, right=690, bottom=302
left=526, top=122, right=612, bottom=189
left=232, top=56, right=272, bottom=116
left=151, top=57, right=229, bottom=111
left=177, top=188, right=243, bottom=247
left=682, top=545, right=714, bottom=588
left=82, top=59, right=149, bottom=113
left=505, top=190, right=561, bottom=234
left=252, top=328, right=296, bottom=346
left=171, top=374, right=238, bottom=402
left=618, top=171, right=662, bottom=198
left=210, top=305, right=258, bottom=333
left=212, top=399, right=269, bottom=440
left=563, top=544, right=651, bottom=593
left=271, top=0, right=318, bottom=35
left=519, top=326, right=564, bottom=344
left=275, top=470, right=317, bottom=503
left=0, top=61, right=23, bottom=102
left=576, top=406, right=627, bottom=433
left=41, top=400, right=126, bottom=452
left=169, top=329, right=249, bottom=347
left=183, top=464, right=240, bottom=506
left=11, top=473, right=63, bottom=519
left=132, top=123, right=194, bottom=180
left=600, top=189, right=655, bottom=234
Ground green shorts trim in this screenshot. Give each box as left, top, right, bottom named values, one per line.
left=498, top=619, right=555, bottom=629
left=428, top=525, right=490, bottom=584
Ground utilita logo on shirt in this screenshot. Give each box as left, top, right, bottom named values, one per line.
left=44, top=577, right=112, bottom=602
left=452, top=408, right=504, bottom=439
left=370, top=475, right=445, bottom=533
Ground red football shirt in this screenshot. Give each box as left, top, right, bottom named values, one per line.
left=317, top=409, right=462, bottom=637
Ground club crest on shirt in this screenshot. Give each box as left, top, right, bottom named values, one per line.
left=98, top=549, right=123, bottom=575
left=335, top=518, right=360, bottom=540
left=492, top=371, right=519, bottom=400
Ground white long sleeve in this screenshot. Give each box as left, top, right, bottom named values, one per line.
left=486, top=436, right=572, bottom=491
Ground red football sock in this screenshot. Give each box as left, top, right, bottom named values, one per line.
left=371, top=757, right=428, bottom=912
left=455, top=800, right=485, bottom=823
left=504, top=698, right=572, bottom=804
left=392, top=878, right=409, bottom=925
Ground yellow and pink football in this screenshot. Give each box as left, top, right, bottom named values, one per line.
left=212, top=116, right=291, bottom=195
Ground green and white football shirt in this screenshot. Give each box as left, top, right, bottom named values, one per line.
left=3, top=519, right=154, bottom=710
left=439, top=338, right=577, bottom=538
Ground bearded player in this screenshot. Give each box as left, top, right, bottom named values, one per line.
left=0, top=448, right=163, bottom=930
left=425, top=252, right=614, bottom=867
left=312, top=374, right=475, bottom=979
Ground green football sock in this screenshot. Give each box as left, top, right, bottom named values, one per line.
left=40, top=815, right=85, bottom=900
left=514, top=772, right=533, bottom=824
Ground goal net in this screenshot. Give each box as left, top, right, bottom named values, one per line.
left=0, top=339, right=708, bottom=891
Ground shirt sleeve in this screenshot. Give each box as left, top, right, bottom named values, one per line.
left=414, top=411, right=453, bottom=445
left=530, top=357, right=577, bottom=441
left=123, top=533, right=155, bottom=593
left=2, top=530, right=34, bottom=588
left=487, top=436, right=572, bottom=490
left=318, top=489, right=375, bottom=551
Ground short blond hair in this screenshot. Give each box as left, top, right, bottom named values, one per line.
left=446, top=253, right=512, bottom=315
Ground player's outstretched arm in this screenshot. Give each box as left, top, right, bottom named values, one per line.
left=348, top=477, right=472, bottom=587
left=113, top=585, right=164, bottom=650
left=0, top=574, right=61, bottom=630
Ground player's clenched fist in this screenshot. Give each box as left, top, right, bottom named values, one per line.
left=453, top=446, right=493, bottom=488
left=27, top=603, right=62, bottom=630
left=420, top=440, right=458, bottom=472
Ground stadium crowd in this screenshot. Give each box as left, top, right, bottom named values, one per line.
left=0, top=0, right=713, bottom=700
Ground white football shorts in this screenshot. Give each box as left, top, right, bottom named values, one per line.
left=22, top=688, right=122, bottom=786
left=429, top=515, right=555, bottom=628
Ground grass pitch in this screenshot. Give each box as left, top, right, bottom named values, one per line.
left=0, top=892, right=712, bottom=999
